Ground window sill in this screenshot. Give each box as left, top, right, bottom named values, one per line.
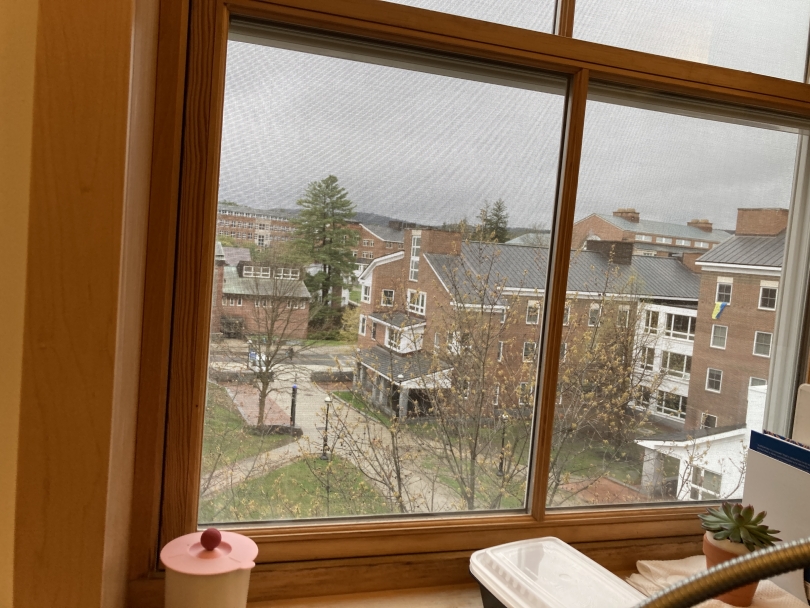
left=251, top=584, right=482, bottom=608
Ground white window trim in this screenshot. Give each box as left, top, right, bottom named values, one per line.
left=526, top=300, right=540, bottom=325
left=753, top=331, right=772, bottom=358
left=706, top=368, right=723, bottom=393
left=407, top=289, right=426, bottom=315
left=750, top=377, right=767, bottom=387
left=758, top=286, right=778, bottom=311
left=635, top=234, right=652, bottom=242
left=381, top=289, right=394, bottom=307
left=361, top=283, right=371, bottom=304
left=359, top=315, right=366, bottom=336
left=588, top=303, right=601, bottom=327
left=710, top=324, right=727, bottom=350
left=497, top=341, right=504, bottom=362
left=523, top=341, right=536, bottom=362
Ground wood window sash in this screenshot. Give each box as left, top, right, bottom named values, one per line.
left=131, top=0, right=810, bottom=590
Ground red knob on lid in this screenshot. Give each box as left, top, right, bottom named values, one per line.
left=200, top=528, right=221, bottom=551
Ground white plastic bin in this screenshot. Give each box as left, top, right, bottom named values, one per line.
left=470, top=537, right=646, bottom=608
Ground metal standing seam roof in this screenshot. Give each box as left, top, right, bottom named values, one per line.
left=221, top=266, right=311, bottom=298
left=368, top=311, right=426, bottom=328
left=217, top=204, right=299, bottom=220
left=424, top=242, right=700, bottom=301
left=221, top=246, right=252, bottom=267
left=697, top=233, right=785, bottom=268
left=594, top=214, right=733, bottom=243
left=357, top=345, right=451, bottom=383
left=361, top=223, right=405, bottom=243
left=638, top=424, right=746, bottom=444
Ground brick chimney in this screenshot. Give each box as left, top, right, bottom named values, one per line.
left=613, top=208, right=639, bottom=223
left=687, top=218, right=713, bottom=232
left=680, top=252, right=702, bottom=273
left=735, top=208, right=788, bottom=236
left=585, top=240, right=633, bottom=265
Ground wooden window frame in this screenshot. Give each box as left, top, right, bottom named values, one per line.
left=126, top=0, right=810, bottom=603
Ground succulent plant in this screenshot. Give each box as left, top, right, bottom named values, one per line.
left=699, top=503, right=782, bottom=552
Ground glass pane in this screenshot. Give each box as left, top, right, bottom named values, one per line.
left=200, top=26, right=566, bottom=523
left=381, top=0, right=555, bottom=34
left=574, top=0, right=810, bottom=81
left=548, top=90, right=801, bottom=507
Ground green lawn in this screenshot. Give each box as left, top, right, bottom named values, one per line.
left=555, top=439, right=644, bottom=486
left=199, top=456, right=391, bottom=523
left=333, top=390, right=393, bottom=425
left=349, top=288, right=361, bottom=303
left=201, top=383, right=295, bottom=476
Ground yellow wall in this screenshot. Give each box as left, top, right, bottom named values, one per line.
left=0, top=0, right=38, bottom=605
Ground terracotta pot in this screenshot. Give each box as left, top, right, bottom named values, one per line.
left=702, top=532, right=759, bottom=607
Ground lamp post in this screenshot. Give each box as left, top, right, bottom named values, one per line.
left=290, top=383, right=298, bottom=428
left=321, top=394, right=332, bottom=460
left=497, top=413, right=509, bottom=477
left=396, top=374, right=405, bottom=419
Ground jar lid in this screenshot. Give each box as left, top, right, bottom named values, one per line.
left=160, top=528, right=258, bottom=576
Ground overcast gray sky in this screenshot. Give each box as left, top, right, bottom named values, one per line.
left=217, top=2, right=809, bottom=231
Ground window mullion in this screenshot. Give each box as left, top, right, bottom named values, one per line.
left=530, top=68, right=589, bottom=519
left=554, top=0, right=576, bottom=37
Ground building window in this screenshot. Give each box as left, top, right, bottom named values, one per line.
left=407, top=289, right=426, bottom=315
left=243, top=265, right=254, bottom=277
left=386, top=328, right=401, bottom=350
left=706, top=368, right=723, bottom=392
left=500, top=308, right=507, bottom=324
left=562, top=304, right=570, bottom=326
left=665, top=313, right=695, bottom=341
left=560, top=342, right=567, bottom=362
left=518, top=383, right=534, bottom=406
left=690, top=467, right=722, bottom=501
left=675, top=239, right=690, bottom=246
left=661, top=351, right=691, bottom=378
left=759, top=286, right=778, bottom=310
left=274, top=268, right=300, bottom=280
left=617, top=305, right=630, bottom=327
left=493, top=384, right=500, bottom=406
left=644, top=309, right=659, bottom=334
left=497, top=341, right=504, bottom=362
left=526, top=300, right=540, bottom=324
left=655, top=390, right=687, bottom=420
left=695, top=241, right=710, bottom=249
left=361, top=284, right=371, bottom=303
left=716, top=282, right=732, bottom=303
left=371, top=322, right=377, bottom=340
left=753, top=331, right=772, bottom=357
left=359, top=315, right=366, bottom=335
left=641, top=346, right=655, bottom=371
left=363, top=239, right=374, bottom=247
left=352, top=250, right=357, bottom=258
left=635, top=234, right=652, bottom=242
left=381, top=289, right=394, bottom=306
left=385, top=241, right=393, bottom=249
left=750, top=377, right=767, bottom=387
left=711, top=325, right=727, bottom=349
left=409, top=234, right=421, bottom=281
left=523, top=341, right=537, bottom=362
left=700, top=413, right=718, bottom=429
left=237, top=297, right=243, bottom=306
left=588, top=303, right=601, bottom=327
left=361, top=251, right=374, bottom=259
left=434, top=332, right=439, bottom=349
left=656, top=236, right=672, bottom=244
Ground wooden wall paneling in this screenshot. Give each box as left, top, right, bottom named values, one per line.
left=531, top=68, right=589, bottom=517
left=128, top=0, right=192, bottom=581
left=554, top=0, right=576, bottom=38
left=14, top=0, right=159, bottom=604
left=160, top=0, right=232, bottom=548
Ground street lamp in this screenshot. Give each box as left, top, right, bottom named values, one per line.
left=396, top=374, right=405, bottom=418
left=321, top=394, right=332, bottom=460
left=290, top=383, right=298, bottom=428
left=497, top=413, right=509, bottom=477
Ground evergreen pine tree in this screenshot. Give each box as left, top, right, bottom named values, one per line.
left=487, top=198, right=510, bottom=243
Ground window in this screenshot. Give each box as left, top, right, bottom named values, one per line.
left=523, top=341, right=537, bottom=362
left=407, top=289, right=426, bottom=315
left=711, top=325, right=727, bottom=349
left=754, top=331, right=772, bottom=357
left=643, top=310, right=659, bottom=334
left=617, top=305, right=630, bottom=327
left=518, top=383, right=534, bottom=406
left=560, top=342, right=567, bottom=362
left=497, top=341, right=504, bottom=362
left=716, top=282, right=732, bottom=304
left=493, top=384, right=500, bottom=406
left=695, top=241, right=710, bottom=249
left=385, top=241, right=393, bottom=249
left=562, top=305, right=570, bottom=326
left=274, top=268, right=300, bottom=280
left=690, top=467, right=722, bottom=501
left=363, top=239, right=374, bottom=247
left=760, top=286, right=778, bottom=310
left=361, top=251, right=374, bottom=259
left=381, top=289, right=394, bottom=306
left=675, top=239, right=690, bottom=246
left=526, top=300, right=540, bottom=324
left=665, top=313, right=695, bottom=341
left=386, top=328, right=401, bottom=350
left=236, top=297, right=242, bottom=306
left=661, top=351, right=691, bottom=378
left=371, top=322, right=377, bottom=340
left=656, top=237, right=672, bottom=244
left=359, top=315, right=366, bottom=335
left=409, top=234, right=421, bottom=281
left=500, top=308, right=507, bottom=324
left=434, top=332, right=439, bottom=349
left=706, top=368, right=723, bottom=393
left=361, top=284, right=371, bottom=303
left=750, top=377, right=767, bottom=388
left=655, top=390, right=687, bottom=420
left=635, top=234, right=652, bottom=242
left=641, top=347, right=655, bottom=371
left=588, top=303, right=601, bottom=327
left=700, top=413, right=718, bottom=429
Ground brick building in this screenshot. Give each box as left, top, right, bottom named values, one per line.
left=352, top=223, right=405, bottom=272
left=216, top=203, right=297, bottom=247
left=211, top=242, right=311, bottom=339
left=572, top=208, right=732, bottom=257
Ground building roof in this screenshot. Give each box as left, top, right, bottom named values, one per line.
left=697, top=233, right=785, bottom=268
left=217, top=203, right=298, bottom=221
left=361, top=223, right=404, bottom=243
left=222, top=267, right=311, bottom=299
left=358, top=345, right=451, bottom=383
left=505, top=232, right=549, bottom=247
left=593, top=213, right=733, bottom=243
left=368, top=311, right=426, bottom=328
left=221, top=246, right=252, bottom=267
left=424, top=242, right=701, bottom=302
left=639, top=424, right=746, bottom=444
